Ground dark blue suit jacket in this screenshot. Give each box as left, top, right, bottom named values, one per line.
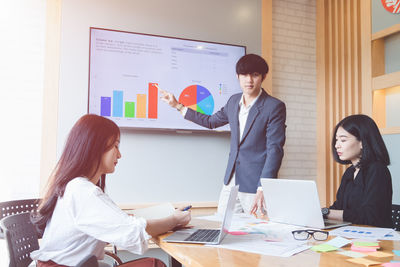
left=185, top=89, right=286, bottom=193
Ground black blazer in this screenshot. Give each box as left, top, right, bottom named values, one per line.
left=330, top=162, right=393, bottom=228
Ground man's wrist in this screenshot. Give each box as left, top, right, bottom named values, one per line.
left=176, top=103, right=184, bottom=111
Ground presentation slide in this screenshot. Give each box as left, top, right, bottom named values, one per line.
left=88, top=28, right=245, bottom=131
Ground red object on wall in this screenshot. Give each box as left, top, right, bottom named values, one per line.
left=381, top=0, right=400, bottom=14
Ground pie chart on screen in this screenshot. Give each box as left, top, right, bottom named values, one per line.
left=178, top=85, right=214, bottom=115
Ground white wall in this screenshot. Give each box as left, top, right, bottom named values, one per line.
left=0, top=0, right=46, bottom=202
left=58, top=0, right=262, bottom=204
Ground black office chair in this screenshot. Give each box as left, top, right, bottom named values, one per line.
left=0, top=212, right=39, bottom=267
left=392, top=204, right=400, bottom=231
left=0, top=199, right=41, bottom=239
left=0, top=212, right=123, bottom=267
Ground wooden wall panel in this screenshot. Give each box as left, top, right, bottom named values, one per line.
left=40, top=0, right=62, bottom=195
left=316, top=0, right=371, bottom=206
left=262, top=0, right=273, bottom=95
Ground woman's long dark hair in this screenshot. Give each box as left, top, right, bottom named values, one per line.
left=33, top=114, right=120, bottom=233
left=331, top=114, right=390, bottom=167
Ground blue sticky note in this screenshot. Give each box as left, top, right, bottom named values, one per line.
left=393, top=250, right=400, bottom=256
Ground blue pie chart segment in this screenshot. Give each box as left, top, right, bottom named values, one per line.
left=197, top=95, right=214, bottom=115
left=197, top=85, right=211, bottom=102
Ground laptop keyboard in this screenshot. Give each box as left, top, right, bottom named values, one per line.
left=184, top=229, right=220, bottom=242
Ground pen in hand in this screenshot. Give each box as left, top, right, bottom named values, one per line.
left=182, top=205, right=192, bottom=211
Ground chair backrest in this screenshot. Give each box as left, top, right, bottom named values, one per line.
left=392, top=204, right=400, bottom=231
left=0, top=199, right=41, bottom=219
left=0, top=199, right=41, bottom=239
left=0, top=212, right=39, bottom=267
left=76, top=255, right=99, bottom=267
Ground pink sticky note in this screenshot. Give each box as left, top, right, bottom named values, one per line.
left=351, top=245, right=377, bottom=252
left=228, top=231, right=248, bottom=235
left=382, top=263, right=400, bottom=267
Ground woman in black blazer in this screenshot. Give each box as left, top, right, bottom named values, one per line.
left=324, top=114, right=393, bottom=228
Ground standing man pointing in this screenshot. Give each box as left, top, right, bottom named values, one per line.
left=160, top=54, right=286, bottom=215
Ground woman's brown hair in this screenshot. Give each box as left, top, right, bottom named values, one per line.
left=33, top=114, right=120, bottom=233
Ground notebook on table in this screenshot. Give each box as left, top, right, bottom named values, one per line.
left=261, top=178, right=351, bottom=229
left=163, top=185, right=238, bottom=244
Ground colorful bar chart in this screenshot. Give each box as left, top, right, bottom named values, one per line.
left=99, top=83, right=158, bottom=119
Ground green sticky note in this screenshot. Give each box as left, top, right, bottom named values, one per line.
left=311, top=244, right=339, bottom=252
left=353, top=242, right=379, bottom=247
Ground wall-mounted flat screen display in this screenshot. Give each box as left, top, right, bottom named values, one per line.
left=88, top=27, right=246, bottom=131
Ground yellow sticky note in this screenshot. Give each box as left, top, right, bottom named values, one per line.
left=346, top=258, right=381, bottom=266
left=367, top=251, right=393, bottom=258
left=311, top=244, right=338, bottom=252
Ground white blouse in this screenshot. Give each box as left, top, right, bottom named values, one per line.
left=31, top=177, right=150, bottom=266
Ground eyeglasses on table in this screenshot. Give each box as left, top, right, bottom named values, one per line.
left=291, top=229, right=329, bottom=241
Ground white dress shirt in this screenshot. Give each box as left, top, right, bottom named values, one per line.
left=238, top=89, right=262, bottom=140
left=31, top=177, right=150, bottom=266
left=181, top=89, right=264, bottom=214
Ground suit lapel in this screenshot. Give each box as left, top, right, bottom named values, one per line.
left=239, top=90, right=267, bottom=145
left=232, top=97, right=241, bottom=146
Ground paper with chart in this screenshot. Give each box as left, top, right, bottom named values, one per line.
left=329, top=226, right=395, bottom=240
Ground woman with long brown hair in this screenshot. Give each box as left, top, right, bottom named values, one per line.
left=31, top=114, right=190, bottom=266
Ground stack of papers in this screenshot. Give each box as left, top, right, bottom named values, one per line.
left=199, top=213, right=310, bottom=257
left=208, top=234, right=310, bottom=257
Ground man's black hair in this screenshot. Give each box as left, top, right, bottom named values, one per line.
left=236, top=54, right=269, bottom=77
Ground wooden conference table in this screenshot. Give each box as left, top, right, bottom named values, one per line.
left=153, top=218, right=400, bottom=267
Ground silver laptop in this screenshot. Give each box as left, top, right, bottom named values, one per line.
left=261, top=179, right=351, bottom=229
left=163, top=185, right=238, bottom=244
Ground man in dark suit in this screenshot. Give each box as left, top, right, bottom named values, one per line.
left=160, top=54, right=286, bottom=215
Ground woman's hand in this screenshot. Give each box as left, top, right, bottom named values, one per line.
left=145, top=208, right=191, bottom=237
left=327, top=209, right=344, bottom=221
left=173, top=208, right=191, bottom=228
